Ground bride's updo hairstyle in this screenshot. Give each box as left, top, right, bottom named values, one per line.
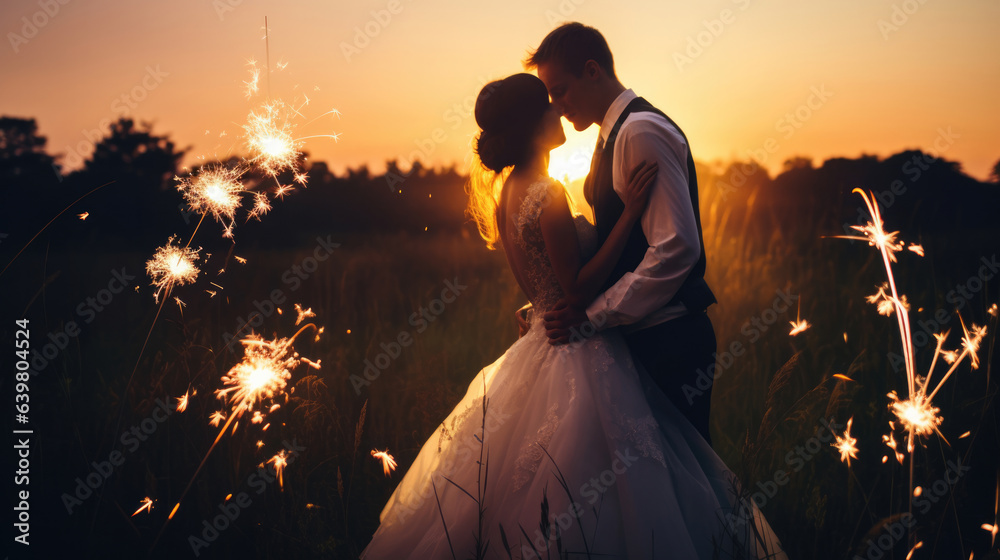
left=467, top=73, right=551, bottom=249
left=474, top=73, right=551, bottom=174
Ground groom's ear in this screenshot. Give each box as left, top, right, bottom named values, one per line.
left=582, top=59, right=603, bottom=81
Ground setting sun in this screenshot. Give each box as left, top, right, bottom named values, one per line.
left=548, top=120, right=599, bottom=184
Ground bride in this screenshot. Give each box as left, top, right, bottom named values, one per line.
left=361, top=73, right=784, bottom=559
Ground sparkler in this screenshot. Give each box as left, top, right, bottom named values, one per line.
left=837, top=188, right=989, bottom=548
left=145, top=19, right=341, bottom=554
left=837, top=189, right=987, bottom=455
left=243, top=99, right=303, bottom=181
left=175, top=163, right=247, bottom=234
left=161, top=322, right=320, bottom=528
left=146, top=236, right=201, bottom=303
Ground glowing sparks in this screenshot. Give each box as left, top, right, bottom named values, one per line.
left=908, top=243, right=925, bottom=256
left=132, top=497, right=154, bottom=516
left=371, top=449, right=397, bottom=476
left=209, top=410, right=225, bottom=427
left=216, top=334, right=295, bottom=414
left=841, top=189, right=988, bottom=470
left=905, top=541, right=923, bottom=560
left=982, top=523, right=998, bottom=543
left=78, top=211, right=89, bottom=220
left=243, top=100, right=305, bottom=180
left=959, top=318, right=987, bottom=370
left=838, top=193, right=905, bottom=262
left=214, top=324, right=318, bottom=434
left=295, top=303, right=315, bottom=326
left=832, top=417, right=859, bottom=466
left=889, top=392, right=943, bottom=449
left=269, top=450, right=289, bottom=489
left=989, top=303, right=998, bottom=317
left=176, top=391, right=191, bottom=413
left=789, top=319, right=811, bottom=336
left=789, top=297, right=810, bottom=336
left=176, top=164, right=247, bottom=227
left=249, top=192, right=271, bottom=219
left=833, top=373, right=854, bottom=382
left=146, top=237, right=201, bottom=301
left=244, top=59, right=260, bottom=99
left=867, top=283, right=910, bottom=317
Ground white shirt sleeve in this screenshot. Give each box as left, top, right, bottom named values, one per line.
left=585, top=114, right=702, bottom=329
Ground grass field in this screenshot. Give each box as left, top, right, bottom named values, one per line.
left=7, top=169, right=998, bottom=559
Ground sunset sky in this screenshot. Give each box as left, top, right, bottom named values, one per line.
left=2, top=0, right=997, bottom=181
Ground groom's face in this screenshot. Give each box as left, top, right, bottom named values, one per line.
left=537, top=61, right=594, bottom=132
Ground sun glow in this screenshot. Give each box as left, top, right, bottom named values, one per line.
left=547, top=121, right=599, bottom=185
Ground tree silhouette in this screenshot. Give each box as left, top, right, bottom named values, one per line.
left=0, top=116, right=61, bottom=237
left=61, top=118, right=189, bottom=247
left=0, top=116, right=57, bottom=184
left=992, top=158, right=999, bottom=183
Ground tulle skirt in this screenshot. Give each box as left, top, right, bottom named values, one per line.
left=361, top=319, right=785, bottom=559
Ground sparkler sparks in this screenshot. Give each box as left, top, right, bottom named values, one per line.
left=789, top=319, right=810, bottom=336
left=371, top=449, right=397, bottom=476
left=216, top=334, right=296, bottom=415
left=789, top=296, right=810, bottom=335
left=176, top=390, right=191, bottom=413
left=269, top=450, right=289, bottom=489
left=243, top=99, right=306, bottom=182
left=842, top=190, right=987, bottom=454
left=866, top=283, right=909, bottom=317
left=295, top=303, right=315, bottom=326
left=832, top=417, right=859, bottom=466
left=175, top=163, right=247, bottom=228
left=243, top=59, right=260, bottom=99
left=889, top=392, right=943, bottom=446
left=146, top=237, right=201, bottom=302
left=209, top=410, right=225, bottom=427
left=133, top=497, right=154, bottom=516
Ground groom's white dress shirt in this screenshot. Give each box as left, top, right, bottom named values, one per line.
left=584, top=89, right=702, bottom=333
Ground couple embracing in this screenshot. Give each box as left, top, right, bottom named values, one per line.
left=362, top=23, right=786, bottom=560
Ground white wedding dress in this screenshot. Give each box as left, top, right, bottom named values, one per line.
left=361, top=177, right=786, bottom=559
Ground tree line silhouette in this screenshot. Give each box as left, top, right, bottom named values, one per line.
left=1, top=115, right=997, bottom=257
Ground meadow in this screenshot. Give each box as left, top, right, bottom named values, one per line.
left=5, top=159, right=998, bottom=560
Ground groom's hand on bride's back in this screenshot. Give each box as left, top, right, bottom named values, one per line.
left=543, top=299, right=591, bottom=345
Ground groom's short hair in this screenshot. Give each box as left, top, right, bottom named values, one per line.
left=526, top=22, right=616, bottom=79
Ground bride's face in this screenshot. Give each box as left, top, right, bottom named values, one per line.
left=536, top=104, right=566, bottom=150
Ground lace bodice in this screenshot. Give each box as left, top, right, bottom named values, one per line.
left=512, top=176, right=597, bottom=312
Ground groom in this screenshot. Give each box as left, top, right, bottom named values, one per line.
left=529, top=23, right=718, bottom=446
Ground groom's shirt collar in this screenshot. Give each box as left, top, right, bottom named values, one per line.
left=598, top=88, right=638, bottom=146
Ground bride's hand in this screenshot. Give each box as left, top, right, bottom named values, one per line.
left=622, top=160, right=657, bottom=221
left=515, top=302, right=533, bottom=338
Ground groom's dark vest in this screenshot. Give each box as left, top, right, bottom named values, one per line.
left=584, top=97, right=716, bottom=313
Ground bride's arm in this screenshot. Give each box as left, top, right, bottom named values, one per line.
left=540, top=162, right=657, bottom=308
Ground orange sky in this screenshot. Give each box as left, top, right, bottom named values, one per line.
left=2, top=0, right=998, bottom=181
